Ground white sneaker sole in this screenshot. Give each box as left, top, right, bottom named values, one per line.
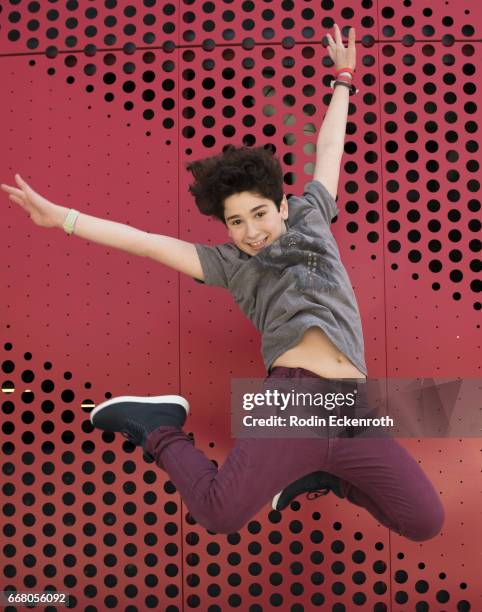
left=272, top=490, right=282, bottom=510
left=90, top=394, right=190, bottom=424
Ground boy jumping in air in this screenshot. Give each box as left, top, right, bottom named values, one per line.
left=2, top=25, right=444, bottom=540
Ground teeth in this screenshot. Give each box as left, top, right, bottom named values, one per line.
left=250, top=237, right=267, bottom=247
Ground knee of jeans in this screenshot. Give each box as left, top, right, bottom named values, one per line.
left=405, top=500, right=445, bottom=542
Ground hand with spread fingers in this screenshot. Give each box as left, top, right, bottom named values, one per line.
left=1, top=174, right=63, bottom=229
left=325, top=23, right=356, bottom=73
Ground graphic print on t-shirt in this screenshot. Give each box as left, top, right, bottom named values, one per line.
left=256, top=228, right=339, bottom=297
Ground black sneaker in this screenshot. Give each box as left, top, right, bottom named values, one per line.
left=272, top=471, right=343, bottom=511
left=90, top=394, right=189, bottom=454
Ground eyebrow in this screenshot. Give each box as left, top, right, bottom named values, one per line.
left=225, top=204, right=268, bottom=222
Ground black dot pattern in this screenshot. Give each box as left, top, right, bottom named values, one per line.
left=1, top=2, right=480, bottom=610
left=380, top=40, right=480, bottom=308
left=1, top=345, right=187, bottom=609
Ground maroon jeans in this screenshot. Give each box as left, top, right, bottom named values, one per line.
left=146, top=367, right=444, bottom=539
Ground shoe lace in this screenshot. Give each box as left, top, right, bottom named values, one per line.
left=306, top=487, right=331, bottom=501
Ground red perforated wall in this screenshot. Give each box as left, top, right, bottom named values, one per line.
left=1, top=1, right=480, bottom=610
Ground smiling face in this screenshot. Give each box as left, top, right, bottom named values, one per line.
left=224, top=191, right=289, bottom=256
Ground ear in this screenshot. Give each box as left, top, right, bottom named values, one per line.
left=280, top=195, right=288, bottom=220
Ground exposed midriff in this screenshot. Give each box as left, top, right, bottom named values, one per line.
left=272, top=326, right=367, bottom=379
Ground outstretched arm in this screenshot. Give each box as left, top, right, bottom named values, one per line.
left=1, top=174, right=204, bottom=280
left=313, top=24, right=356, bottom=201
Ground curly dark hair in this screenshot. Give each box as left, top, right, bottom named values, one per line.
left=185, top=144, right=284, bottom=223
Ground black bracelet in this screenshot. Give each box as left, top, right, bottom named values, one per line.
left=331, top=79, right=359, bottom=96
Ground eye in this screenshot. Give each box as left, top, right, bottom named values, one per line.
left=231, top=219, right=241, bottom=226
left=255, top=211, right=266, bottom=218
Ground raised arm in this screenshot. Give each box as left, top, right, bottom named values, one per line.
left=313, top=24, right=356, bottom=201
left=1, top=174, right=204, bottom=281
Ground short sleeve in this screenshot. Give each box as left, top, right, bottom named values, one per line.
left=194, top=243, right=238, bottom=288
left=301, top=179, right=340, bottom=225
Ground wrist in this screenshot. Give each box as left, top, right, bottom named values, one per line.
left=336, top=67, right=355, bottom=79
left=332, top=80, right=357, bottom=95
left=330, top=66, right=358, bottom=96
left=54, top=205, right=70, bottom=229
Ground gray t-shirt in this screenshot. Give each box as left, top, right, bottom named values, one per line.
left=194, top=179, right=367, bottom=375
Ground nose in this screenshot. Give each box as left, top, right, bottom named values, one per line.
left=245, top=220, right=259, bottom=240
